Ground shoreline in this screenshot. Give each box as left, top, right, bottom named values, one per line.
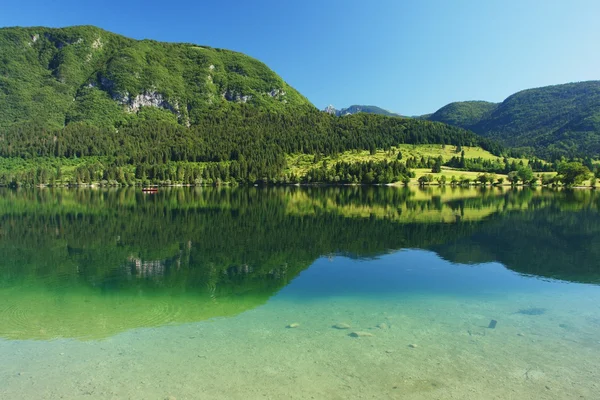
left=0, top=182, right=596, bottom=190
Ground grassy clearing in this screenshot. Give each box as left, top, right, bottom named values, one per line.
left=284, top=145, right=532, bottom=179
left=395, top=144, right=500, bottom=161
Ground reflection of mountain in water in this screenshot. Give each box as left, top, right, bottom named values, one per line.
left=0, top=187, right=598, bottom=340
left=433, top=206, right=600, bottom=284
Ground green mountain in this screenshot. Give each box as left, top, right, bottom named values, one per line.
left=325, top=104, right=401, bottom=117
left=0, top=25, right=505, bottom=186
left=0, top=25, right=310, bottom=129
left=427, top=101, right=497, bottom=129
left=424, top=81, right=600, bottom=157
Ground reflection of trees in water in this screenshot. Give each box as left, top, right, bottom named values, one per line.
left=0, top=187, right=599, bottom=290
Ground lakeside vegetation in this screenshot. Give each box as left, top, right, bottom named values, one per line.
left=1, top=141, right=596, bottom=188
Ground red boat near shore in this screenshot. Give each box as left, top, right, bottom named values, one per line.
left=141, top=187, right=159, bottom=193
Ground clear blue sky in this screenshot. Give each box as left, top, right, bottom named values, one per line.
left=1, top=0, right=599, bottom=115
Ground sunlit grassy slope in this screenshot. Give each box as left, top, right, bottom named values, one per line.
left=285, top=144, right=532, bottom=180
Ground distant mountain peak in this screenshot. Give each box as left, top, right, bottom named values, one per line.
left=324, top=105, right=338, bottom=115
left=322, top=104, right=401, bottom=117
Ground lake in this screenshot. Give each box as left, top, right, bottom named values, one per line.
left=1, top=186, right=599, bottom=399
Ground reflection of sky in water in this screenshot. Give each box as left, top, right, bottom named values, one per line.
left=280, top=250, right=600, bottom=299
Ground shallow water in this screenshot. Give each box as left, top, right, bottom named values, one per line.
left=1, top=187, right=599, bottom=399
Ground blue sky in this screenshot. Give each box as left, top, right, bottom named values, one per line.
left=1, top=0, right=599, bottom=115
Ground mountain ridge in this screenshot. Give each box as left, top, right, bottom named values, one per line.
left=423, top=81, right=600, bottom=157
left=427, top=100, right=498, bottom=129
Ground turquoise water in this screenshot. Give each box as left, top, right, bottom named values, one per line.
left=1, top=187, right=599, bottom=399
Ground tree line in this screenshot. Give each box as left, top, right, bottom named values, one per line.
left=0, top=108, right=502, bottom=185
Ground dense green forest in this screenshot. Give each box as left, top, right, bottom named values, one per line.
left=0, top=109, right=503, bottom=186
left=424, top=81, right=600, bottom=158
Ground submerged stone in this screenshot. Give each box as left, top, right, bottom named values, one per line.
left=286, top=323, right=300, bottom=328
left=516, top=308, right=546, bottom=316
left=376, top=322, right=388, bottom=329
left=350, top=331, right=373, bottom=337
left=332, top=323, right=351, bottom=329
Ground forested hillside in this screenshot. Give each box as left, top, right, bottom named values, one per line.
left=0, top=109, right=501, bottom=185
left=0, top=25, right=505, bottom=186
left=427, top=101, right=497, bottom=130
left=425, top=81, right=600, bottom=158
left=0, top=25, right=309, bottom=129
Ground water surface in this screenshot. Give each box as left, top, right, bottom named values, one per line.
left=1, top=187, right=599, bottom=399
